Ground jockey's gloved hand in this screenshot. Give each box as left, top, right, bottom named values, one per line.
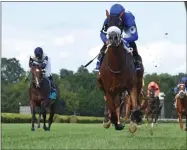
left=41, top=63, right=46, bottom=69
left=121, top=38, right=130, bottom=46
left=105, top=40, right=110, bottom=45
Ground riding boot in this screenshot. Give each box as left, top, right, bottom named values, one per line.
left=48, top=76, right=56, bottom=91
left=95, top=44, right=107, bottom=71
left=133, top=51, right=142, bottom=71
left=130, top=42, right=142, bottom=71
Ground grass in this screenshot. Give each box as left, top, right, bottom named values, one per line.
left=1, top=123, right=187, bottom=150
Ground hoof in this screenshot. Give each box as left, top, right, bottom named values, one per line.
left=131, top=110, right=143, bottom=124
left=43, top=126, right=48, bottom=131
left=103, top=120, right=111, bottom=129
left=115, top=123, right=124, bottom=131
left=31, top=128, right=35, bottom=131
left=150, top=129, right=153, bottom=135
left=129, top=122, right=137, bottom=133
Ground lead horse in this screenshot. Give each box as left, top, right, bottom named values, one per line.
left=29, top=61, right=55, bottom=131
left=97, top=10, right=144, bottom=132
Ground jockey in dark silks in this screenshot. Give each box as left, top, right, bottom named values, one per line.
left=95, top=4, right=142, bottom=72
left=29, top=47, right=57, bottom=99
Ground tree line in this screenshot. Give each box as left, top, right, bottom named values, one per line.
left=1, top=57, right=186, bottom=118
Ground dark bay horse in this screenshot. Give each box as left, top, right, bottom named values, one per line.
left=98, top=10, right=144, bottom=131
left=143, top=89, right=160, bottom=134
left=29, top=61, right=55, bottom=131
left=175, top=84, right=187, bottom=131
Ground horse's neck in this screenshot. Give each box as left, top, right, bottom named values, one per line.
left=107, top=46, right=126, bottom=69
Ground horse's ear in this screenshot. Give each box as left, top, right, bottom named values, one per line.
left=106, top=10, right=110, bottom=19
left=119, top=11, right=124, bottom=19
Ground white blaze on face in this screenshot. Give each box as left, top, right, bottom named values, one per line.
left=35, top=76, right=39, bottom=86
left=35, top=68, right=40, bottom=86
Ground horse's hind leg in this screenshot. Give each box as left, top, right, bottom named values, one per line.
left=48, top=103, right=55, bottom=131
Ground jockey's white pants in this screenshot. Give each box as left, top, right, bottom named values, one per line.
left=45, top=57, right=51, bottom=77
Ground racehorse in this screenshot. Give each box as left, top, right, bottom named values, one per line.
left=175, top=84, right=187, bottom=131
left=144, top=88, right=160, bottom=133
left=97, top=10, right=144, bottom=132
left=29, top=61, right=55, bottom=131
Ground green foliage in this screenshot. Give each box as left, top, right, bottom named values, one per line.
left=1, top=57, right=187, bottom=118
left=1, top=113, right=185, bottom=124
left=1, top=113, right=104, bottom=123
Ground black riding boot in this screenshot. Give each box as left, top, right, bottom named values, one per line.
left=48, top=75, right=56, bottom=91
left=130, top=42, right=142, bottom=70
left=95, top=44, right=107, bottom=71
left=133, top=52, right=142, bottom=71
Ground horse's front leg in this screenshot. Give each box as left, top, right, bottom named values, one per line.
left=48, top=103, right=55, bottom=131
left=41, top=102, right=48, bottom=131
left=178, top=112, right=183, bottom=130
left=114, top=94, right=124, bottom=130
left=105, top=93, right=124, bottom=130
left=37, top=109, right=41, bottom=128
left=30, top=102, right=36, bottom=131
left=103, top=101, right=111, bottom=129
left=185, top=115, right=187, bottom=131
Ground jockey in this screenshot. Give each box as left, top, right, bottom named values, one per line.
left=147, top=81, right=162, bottom=111
left=29, top=47, right=56, bottom=92
left=147, top=81, right=160, bottom=98
left=173, top=76, right=187, bottom=94
left=95, top=3, right=142, bottom=72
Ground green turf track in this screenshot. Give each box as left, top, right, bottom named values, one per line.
left=2, top=123, right=187, bottom=149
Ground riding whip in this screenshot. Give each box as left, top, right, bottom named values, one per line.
left=25, top=71, right=31, bottom=83
left=84, top=53, right=100, bottom=68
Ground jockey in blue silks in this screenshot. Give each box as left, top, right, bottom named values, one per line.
left=95, top=4, right=142, bottom=72
left=173, top=76, right=187, bottom=94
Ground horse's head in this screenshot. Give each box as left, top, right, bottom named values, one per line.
left=106, top=10, right=124, bottom=47
left=149, top=88, right=155, bottom=98
left=30, top=61, right=45, bottom=88
left=178, top=84, right=186, bottom=99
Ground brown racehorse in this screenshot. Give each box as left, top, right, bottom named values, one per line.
left=98, top=10, right=144, bottom=131
left=144, top=89, right=160, bottom=134
left=175, top=84, right=187, bottom=131
left=29, top=62, right=55, bottom=131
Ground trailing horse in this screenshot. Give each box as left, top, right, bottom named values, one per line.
left=143, top=88, right=161, bottom=134
left=175, top=84, right=187, bottom=131
left=29, top=61, right=56, bottom=131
